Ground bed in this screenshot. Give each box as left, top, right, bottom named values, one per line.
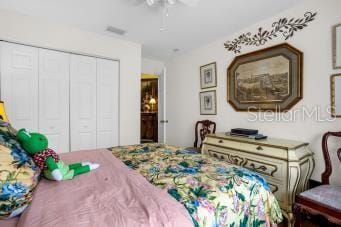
left=111, top=143, right=282, bottom=226
left=9, top=149, right=193, bottom=227
left=1, top=144, right=282, bottom=227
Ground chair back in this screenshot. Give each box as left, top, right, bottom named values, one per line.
left=194, top=120, right=216, bottom=148
left=321, top=131, right=341, bottom=184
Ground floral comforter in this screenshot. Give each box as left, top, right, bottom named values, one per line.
left=0, top=120, right=40, bottom=219
left=111, top=144, right=282, bottom=227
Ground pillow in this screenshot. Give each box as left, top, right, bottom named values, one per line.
left=0, top=120, right=40, bottom=219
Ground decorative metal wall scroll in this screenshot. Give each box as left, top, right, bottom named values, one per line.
left=224, top=12, right=317, bottom=54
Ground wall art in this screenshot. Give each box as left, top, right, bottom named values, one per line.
left=200, top=90, right=217, bottom=115
left=200, top=62, right=217, bottom=89
left=224, top=12, right=317, bottom=54
left=227, top=43, right=303, bottom=111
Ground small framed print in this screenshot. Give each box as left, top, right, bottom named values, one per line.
left=333, top=24, right=341, bottom=69
left=200, top=90, right=217, bottom=115
left=200, top=62, right=217, bottom=89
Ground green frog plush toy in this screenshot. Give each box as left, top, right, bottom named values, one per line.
left=17, top=128, right=99, bottom=181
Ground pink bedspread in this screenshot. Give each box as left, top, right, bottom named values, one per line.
left=16, top=149, right=193, bottom=227
left=0, top=217, right=18, bottom=227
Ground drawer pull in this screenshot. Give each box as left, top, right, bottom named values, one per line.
left=256, top=146, right=263, bottom=151
left=218, top=140, right=224, bottom=143
left=250, top=163, right=267, bottom=172
left=229, top=155, right=244, bottom=166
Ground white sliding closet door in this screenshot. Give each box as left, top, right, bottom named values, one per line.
left=97, top=59, right=119, bottom=148
left=70, top=55, right=97, bottom=151
left=39, top=49, right=70, bottom=153
left=0, top=42, right=38, bottom=131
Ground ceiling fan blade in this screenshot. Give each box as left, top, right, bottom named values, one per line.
left=146, top=0, right=155, bottom=6
left=178, top=0, right=199, bottom=7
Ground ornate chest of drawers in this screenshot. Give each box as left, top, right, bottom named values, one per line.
left=202, top=133, right=314, bottom=226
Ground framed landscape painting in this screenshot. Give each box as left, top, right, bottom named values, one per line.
left=200, top=62, right=217, bottom=89
left=200, top=90, right=217, bottom=115
left=227, top=43, right=303, bottom=111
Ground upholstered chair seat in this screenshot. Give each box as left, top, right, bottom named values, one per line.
left=294, top=131, right=341, bottom=226
left=299, top=185, right=341, bottom=211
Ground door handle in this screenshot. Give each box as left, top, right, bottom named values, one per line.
left=160, top=120, right=168, bottom=123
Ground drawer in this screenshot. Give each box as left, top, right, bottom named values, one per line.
left=243, top=158, right=277, bottom=177
left=205, top=145, right=245, bottom=166
left=204, top=145, right=287, bottom=181
left=239, top=142, right=288, bottom=160
left=242, top=157, right=286, bottom=180
left=204, top=137, right=241, bottom=150
left=204, top=137, right=288, bottom=161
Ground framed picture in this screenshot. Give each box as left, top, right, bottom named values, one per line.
left=331, top=74, right=341, bottom=118
left=200, top=90, right=217, bottom=115
left=227, top=43, right=303, bottom=111
left=333, top=24, right=341, bottom=69
left=200, top=62, right=217, bottom=89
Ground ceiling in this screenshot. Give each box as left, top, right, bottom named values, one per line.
left=0, top=0, right=303, bottom=60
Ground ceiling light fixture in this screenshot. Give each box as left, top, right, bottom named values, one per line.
left=146, top=0, right=155, bottom=6
left=160, top=6, right=169, bottom=32
left=146, top=0, right=199, bottom=31
left=146, top=0, right=198, bottom=6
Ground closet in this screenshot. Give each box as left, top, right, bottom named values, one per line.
left=70, top=55, right=97, bottom=151
left=0, top=41, right=119, bottom=153
left=39, top=49, right=70, bottom=153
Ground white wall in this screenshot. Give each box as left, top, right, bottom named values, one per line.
left=166, top=0, right=341, bottom=183
left=142, top=58, right=164, bottom=75
left=0, top=9, right=141, bottom=145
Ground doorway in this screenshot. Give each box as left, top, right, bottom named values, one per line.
left=141, top=75, right=159, bottom=143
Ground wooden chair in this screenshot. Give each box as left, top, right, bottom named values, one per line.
left=185, top=120, right=216, bottom=153
left=294, top=131, right=341, bottom=226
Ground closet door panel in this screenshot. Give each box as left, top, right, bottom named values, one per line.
left=0, top=42, right=38, bottom=131
left=97, top=59, right=119, bottom=148
left=70, top=55, right=97, bottom=151
left=39, top=49, right=70, bottom=153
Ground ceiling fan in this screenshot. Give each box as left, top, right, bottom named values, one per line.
left=146, top=0, right=199, bottom=7
left=145, top=0, right=199, bottom=31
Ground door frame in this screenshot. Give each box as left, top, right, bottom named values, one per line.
left=158, top=68, right=167, bottom=143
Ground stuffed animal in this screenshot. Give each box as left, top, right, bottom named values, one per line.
left=16, top=128, right=99, bottom=181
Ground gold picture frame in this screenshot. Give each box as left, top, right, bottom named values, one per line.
left=227, top=43, right=303, bottom=112
left=331, top=74, right=341, bottom=118
left=333, top=24, right=341, bottom=69
left=200, top=62, right=217, bottom=89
